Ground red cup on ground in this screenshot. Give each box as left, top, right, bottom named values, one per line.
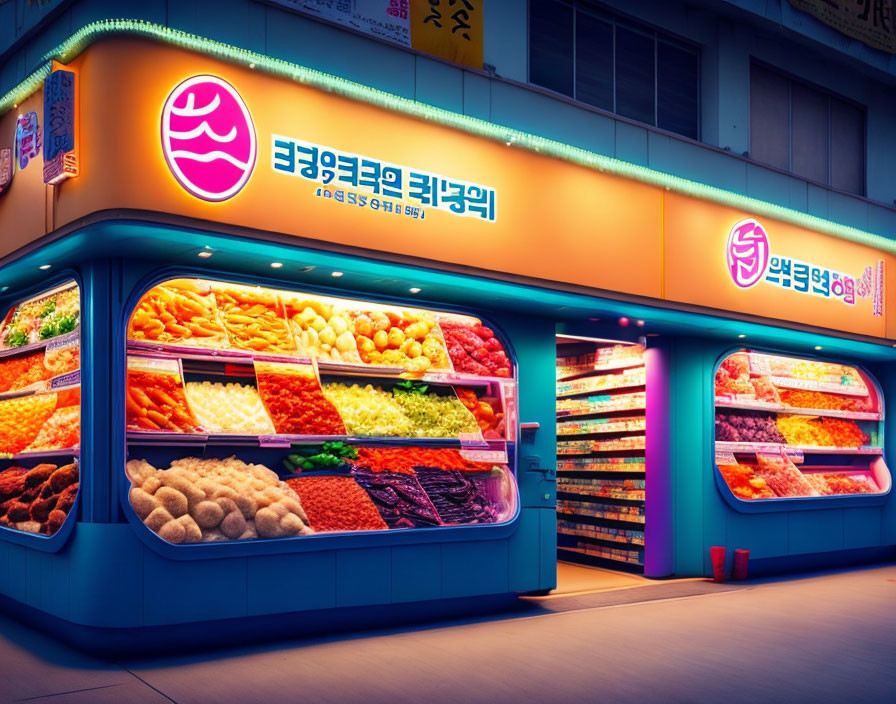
left=710, top=546, right=726, bottom=582
left=733, top=549, right=750, bottom=580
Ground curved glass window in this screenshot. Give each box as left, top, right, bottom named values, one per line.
left=124, top=277, right=518, bottom=545
left=714, top=349, right=890, bottom=503
left=0, top=281, right=81, bottom=538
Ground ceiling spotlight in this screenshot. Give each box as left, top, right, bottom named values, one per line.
left=618, top=317, right=630, bottom=327
left=270, top=262, right=283, bottom=269
left=198, top=251, right=213, bottom=259
left=737, top=334, right=746, bottom=339
left=814, top=345, right=823, bottom=351
left=249, top=63, right=256, bottom=69
left=331, top=271, right=344, bottom=277
left=39, top=264, right=51, bottom=270
left=636, top=320, right=645, bottom=327
left=409, top=287, right=421, bottom=294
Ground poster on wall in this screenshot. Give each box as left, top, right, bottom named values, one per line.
left=787, top=0, right=896, bottom=54
left=265, top=0, right=483, bottom=68
left=0, top=147, right=12, bottom=195
left=15, top=111, right=41, bottom=170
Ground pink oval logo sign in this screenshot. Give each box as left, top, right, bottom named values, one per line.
left=161, top=75, right=256, bottom=202
left=726, top=218, right=770, bottom=289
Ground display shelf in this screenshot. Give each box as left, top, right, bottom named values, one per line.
left=2, top=447, right=79, bottom=460
left=557, top=357, right=644, bottom=382
left=556, top=378, right=646, bottom=399
left=715, top=440, right=882, bottom=456
left=557, top=404, right=646, bottom=420
left=557, top=507, right=645, bottom=525
left=557, top=545, right=643, bottom=566
left=128, top=340, right=512, bottom=385
left=557, top=417, right=646, bottom=436
left=557, top=524, right=645, bottom=547
left=767, top=375, right=868, bottom=397
left=0, top=332, right=81, bottom=359
left=714, top=397, right=880, bottom=421
left=557, top=487, right=645, bottom=501
left=125, top=431, right=481, bottom=447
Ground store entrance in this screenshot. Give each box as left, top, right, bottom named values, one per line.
left=555, top=336, right=647, bottom=592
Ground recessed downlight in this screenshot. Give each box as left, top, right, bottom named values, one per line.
left=39, top=264, right=51, bottom=270
left=270, top=262, right=283, bottom=269
left=198, top=251, right=213, bottom=259
left=814, top=345, right=823, bottom=350
left=409, top=287, right=421, bottom=294
left=331, top=271, right=344, bottom=278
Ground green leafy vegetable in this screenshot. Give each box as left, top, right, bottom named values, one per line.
left=5, top=330, right=28, bottom=348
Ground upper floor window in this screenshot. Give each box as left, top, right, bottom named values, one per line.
left=528, top=0, right=701, bottom=140
left=750, top=63, right=865, bottom=196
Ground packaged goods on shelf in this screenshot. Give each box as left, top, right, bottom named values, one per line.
left=592, top=435, right=646, bottom=451
left=282, top=296, right=362, bottom=364
left=556, top=391, right=646, bottom=417
left=351, top=447, right=493, bottom=474
left=0, top=462, right=78, bottom=534
left=0, top=351, right=52, bottom=393
left=556, top=457, right=646, bottom=472
left=0, top=393, right=58, bottom=455
left=212, top=283, right=296, bottom=354
left=353, top=308, right=450, bottom=372
left=715, top=410, right=786, bottom=444
left=128, top=279, right=228, bottom=348
left=255, top=361, right=345, bottom=436
left=558, top=476, right=645, bottom=498
left=556, top=344, right=644, bottom=378
left=350, top=466, right=442, bottom=528
left=557, top=519, right=644, bottom=545
left=559, top=540, right=643, bottom=565
left=556, top=367, right=645, bottom=397
left=414, top=466, right=499, bottom=524
left=126, top=456, right=311, bottom=543
left=439, top=316, right=510, bottom=377
left=717, top=463, right=776, bottom=500
left=557, top=416, right=646, bottom=436
left=184, top=381, right=275, bottom=435
left=126, top=360, right=199, bottom=433
left=285, top=475, right=387, bottom=532
left=557, top=439, right=595, bottom=455
left=753, top=454, right=818, bottom=497
left=557, top=498, right=644, bottom=523
left=0, top=283, right=80, bottom=350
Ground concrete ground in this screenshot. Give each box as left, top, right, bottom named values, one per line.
left=1, top=562, right=895, bottom=704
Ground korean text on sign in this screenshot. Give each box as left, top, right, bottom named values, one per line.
left=271, top=135, right=496, bottom=222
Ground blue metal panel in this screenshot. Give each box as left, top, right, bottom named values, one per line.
left=25, top=547, right=69, bottom=619
left=489, top=81, right=615, bottom=156
left=868, top=206, right=896, bottom=240
left=143, top=550, right=248, bottom=626
left=826, top=191, right=869, bottom=231
left=247, top=551, right=336, bottom=616
left=168, top=0, right=263, bottom=55
left=507, top=507, right=540, bottom=593
left=68, top=524, right=143, bottom=628
left=70, top=0, right=166, bottom=31
left=788, top=177, right=809, bottom=213
left=807, top=183, right=829, bottom=219
left=538, top=508, right=557, bottom=590
left=415, top=56, right=463, bottom=113
left=648, top=132, right=747, bottom=194
left=0, top=539, right=28, bottom=602
left=22, top=12, right=70, bottom=74
left=462, top=72, right=491, bottom=121
left=745, top=165, right=792, bottom=210
left=615, top=121, right=649, bottom=167
left=788, top=510, right=845, bottom=555
left=843, top=508, right=883, bottom=549
left=442, top=540, right=509, bottom=598
left=725, top=511, right=789, bottom=560
left=335, top=548, right=391, bottom=607
left=391, top=544, right=442, bottom=603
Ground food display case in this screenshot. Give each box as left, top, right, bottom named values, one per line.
left=0, top=281, right=81, bottom=547
left=713, top=349, right=892, bottom=510
left=124, top=277, right=519, bottom=550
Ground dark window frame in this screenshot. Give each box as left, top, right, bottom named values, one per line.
left=527, top=0, right=702, bottom=140
left=749, top=59, right=867, bottom=196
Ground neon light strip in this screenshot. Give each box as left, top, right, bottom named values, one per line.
left=1, top=19, right=894, bottom=254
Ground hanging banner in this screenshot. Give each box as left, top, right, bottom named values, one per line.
left=787, top=0, right=896, bottom=54
left=43, top=68, right=79, bottom=185
left=409, top=0, right=484, bottom=69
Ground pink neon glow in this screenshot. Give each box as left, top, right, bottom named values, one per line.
left=161, top=75, right=256, bottom=202
left=726, top=218, right=770, bottom=289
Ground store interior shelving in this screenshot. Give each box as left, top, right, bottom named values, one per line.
left=556, top=338, right=646, bottom=572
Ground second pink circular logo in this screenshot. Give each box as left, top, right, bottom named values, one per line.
left=161, top=75, right=257, bottom=202
left=726, top=218, right=770, bottom=289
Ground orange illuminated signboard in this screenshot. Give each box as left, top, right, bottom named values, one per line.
left=0, top=38, right=892, bottom=340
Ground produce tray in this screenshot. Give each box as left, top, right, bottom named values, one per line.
left=125, top=431, right=491, bottom=447
left=714, top=397, right=880, bottom=421
left=4, top=447, right=80, bottom=460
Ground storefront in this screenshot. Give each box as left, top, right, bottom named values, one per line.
left=0, top=25, right=894, bottom=651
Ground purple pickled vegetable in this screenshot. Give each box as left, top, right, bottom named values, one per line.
left=351, top=467, right=442, bottom=528
left=413, top=466, right=499, bottom=525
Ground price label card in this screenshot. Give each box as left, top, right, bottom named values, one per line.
left=258, top=435, right=293, bottom=448
left=50, top=369, right=80, bottom=390
left=460, top=448, right=508, bottom=465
